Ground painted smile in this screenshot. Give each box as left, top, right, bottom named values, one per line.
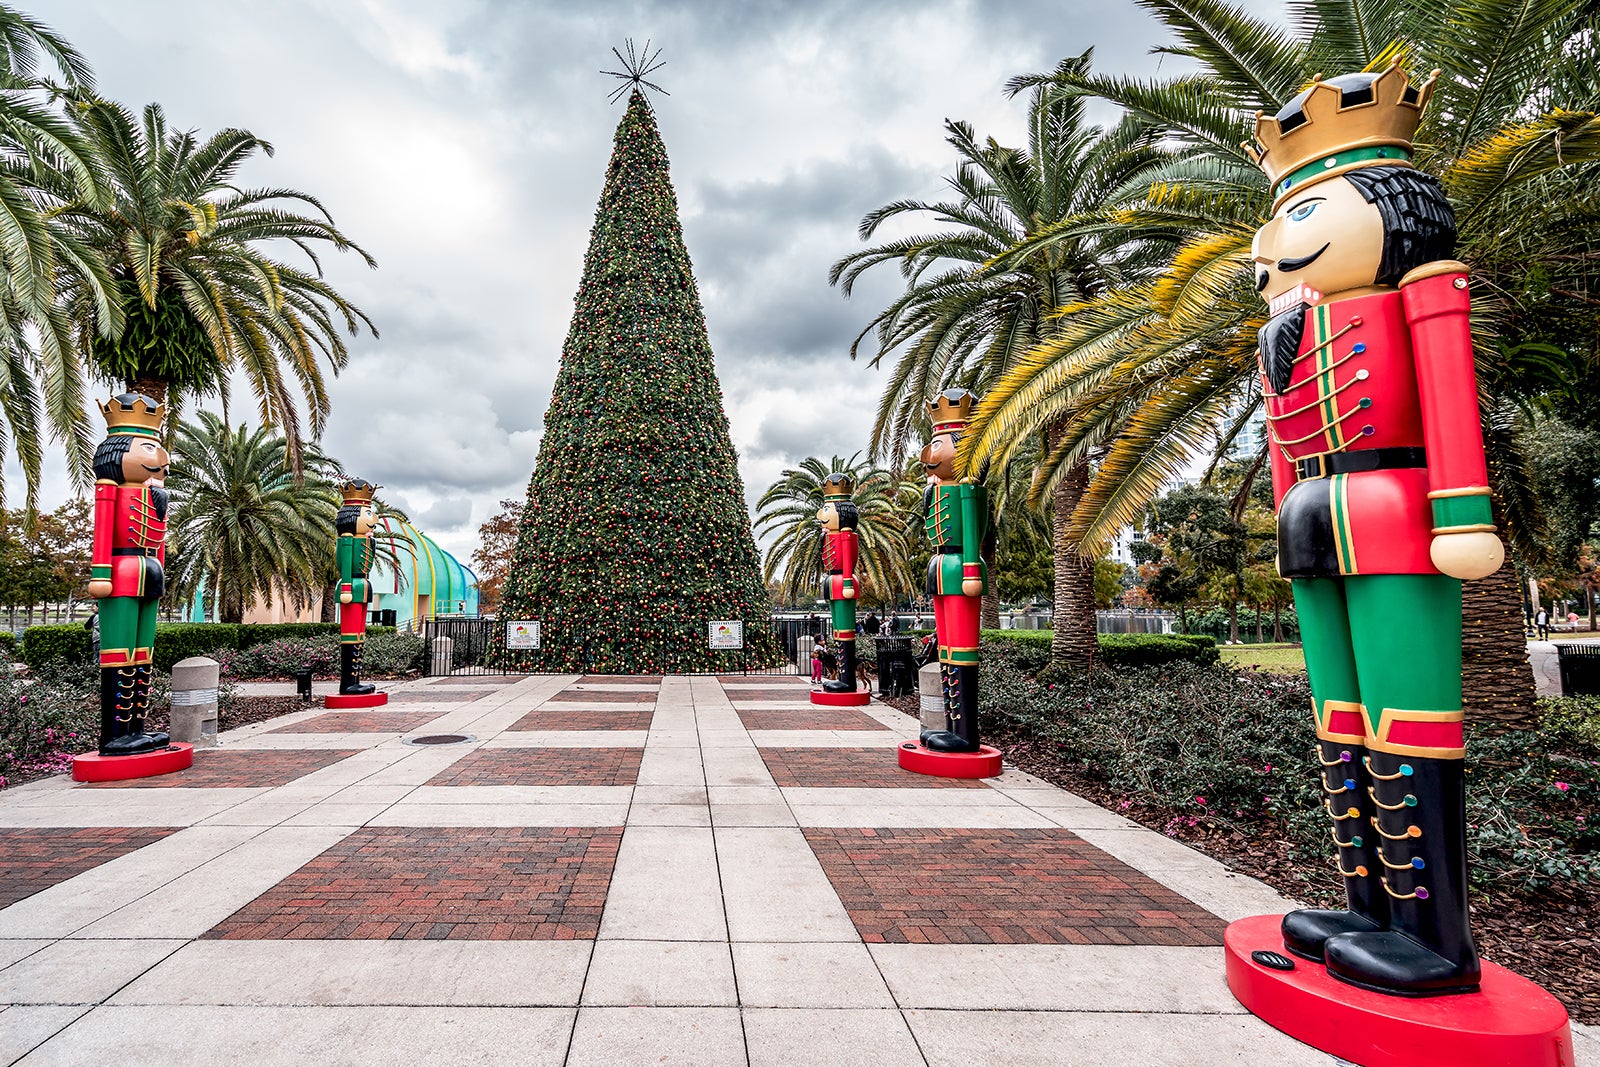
left=1277, top=243, right=1330, bottom=272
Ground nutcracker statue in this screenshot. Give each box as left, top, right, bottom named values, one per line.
left=1223, top=65, right=1572, bottom=1064
left=328, top=479, right=387, bottom=708
left=897, top=389, right=1001, bottom=778
left=71, top=394, right=192, bottom=782
left=811, top=472, right=870, bottom=706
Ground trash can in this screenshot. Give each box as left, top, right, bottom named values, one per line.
left=295, top=667, right=313, bottom=704
left=875, top=636, right=916, bottom=698
left=1554, top=642, right=1600, bottom=697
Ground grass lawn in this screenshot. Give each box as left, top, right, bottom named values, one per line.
left=1219, top=642, right=1306, bottom=673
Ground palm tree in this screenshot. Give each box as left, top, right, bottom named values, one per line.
left=962, top=0, right=1600, bottom=725
left=0, top=4, right=110, bottom=509
left=829, top=51, right=1170, bottom=668
left=46, top=98, right=378, bottom=466
left=165, top=412, right=340, bottom=624
left=755, top=454, right=918, bottom=609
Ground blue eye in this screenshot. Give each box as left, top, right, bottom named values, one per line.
left=1288, top=201, right=1319, bottom=222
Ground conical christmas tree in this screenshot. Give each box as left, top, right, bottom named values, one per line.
left=490, top=88, right=779, bottom=673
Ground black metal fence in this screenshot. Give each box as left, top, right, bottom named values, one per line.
left=416, top=615, right=505, bottom=677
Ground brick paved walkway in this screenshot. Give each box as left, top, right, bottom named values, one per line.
left=3, top=673, right=1596, bottom=1066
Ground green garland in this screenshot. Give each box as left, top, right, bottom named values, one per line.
left=488, top=90, right=780, bottom=673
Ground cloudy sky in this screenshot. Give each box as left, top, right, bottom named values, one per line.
left=18, top=0, right=1275, bottom=563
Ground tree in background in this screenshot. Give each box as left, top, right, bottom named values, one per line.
left=755, top=455, right=916, bottom=609
left=491, top=79, right=777, bottom=673
left=47, top=98, right=377, bottom=471
left=165, top=413, right=339, bottom=623
left=0, top=501, right=89, bottom=626
left=471, top=497, right=525, bottom=613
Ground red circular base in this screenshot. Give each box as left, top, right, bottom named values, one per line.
left=72, top=743, right=194, bottom=783
left=324, top=691, right=388, bottom=709
left=810, top=688, right=871, bottom=706
left=897, top=741, right=1003, bottom=778
left=1225, top=914, right=1574, bottom=1067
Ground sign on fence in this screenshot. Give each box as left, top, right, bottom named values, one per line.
left=708, top=620, right=744, bottom=650
left=505, top=620, right=541, bottom=650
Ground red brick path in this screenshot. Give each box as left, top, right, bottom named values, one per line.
left=735, top=709, right=888, bottom=732
left=803, top=827, right=1226, bottom=947
left=84, top=749, right=362, bottom=789
left=546, top=690, right=657, bottom=704
left=426, top=748, right=643, bottom=787
left=269, top=711, right=441, bottom=734
left=204, top=826, right=622, bottom=940
left=0, top=827, right=179, bottom=908
left=759, top=747, right=981, bottom=789
left=507, top=709, right=655, bottom=732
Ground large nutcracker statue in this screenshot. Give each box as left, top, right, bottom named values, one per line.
left=71, top=393, right=192, bottom=782
left=897, top=389, right=1001, bottom=778
left=328, top=479, right=387, bottom=708
left=811, top=473, right=870, bottom=707
left=1223, top=64, right=1572, bottom=1064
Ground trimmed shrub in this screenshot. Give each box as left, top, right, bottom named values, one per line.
left=0, top=631, right=17, bottom=658
left=365, top=631, right=426, bottom=676
left=152, top=623, right=240, bottom=670
left=216, top=631, right=423, bottom=680
left=20, top=624, right=91, bottom=668
left=979, top=628, right=1219, bottom=667
left=236, top=622, right=340, bottom=649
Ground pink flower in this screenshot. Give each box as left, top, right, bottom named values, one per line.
left=1195, top=796, right=1208, bottom=806
left=1262, top=763, right=1273, bottom=773
left=1554, top=782, right=1570, bottom=792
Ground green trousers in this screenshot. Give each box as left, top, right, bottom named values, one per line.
left=1292, top=575, right=1464, bottom=754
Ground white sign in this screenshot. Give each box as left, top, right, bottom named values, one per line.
left=505, top=620, right=541, bottom=650
left=708, top=620, right=744, bottom=650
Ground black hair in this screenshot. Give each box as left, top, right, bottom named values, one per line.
left=93, top=435, right=132, bottom=482
left=834, top=500, right=859, bottom=531
left=1343, top=165, right=1456, bottom=285
left=336, top=505, right=365, bottom=535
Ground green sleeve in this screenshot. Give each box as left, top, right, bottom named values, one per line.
left=337, top=536, right=354, bottom=582
left=960, top=484, right=983, bottom=567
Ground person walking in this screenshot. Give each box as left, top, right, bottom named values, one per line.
left=1535, top=607, right=1549, bottom=640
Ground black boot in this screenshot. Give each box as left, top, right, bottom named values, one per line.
left=339, top=643, right=375, bottom=695
left=100, top=666, right=160, bottom=756
left=1282, top=740, right=1389, bottom=960
left=1324, top=754, right=1480, bottom=996
left=822, top=639, right=858, bottom=692
left=132, top=665, right=170, bottom=749
left=924, top=663, right=979, bottom=753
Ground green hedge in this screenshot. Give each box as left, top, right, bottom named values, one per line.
left=21, top=621, right=397, bottom=672
left=980, top=628, right=1219, bottom=666
left=0, top=630, right=17, bottom=659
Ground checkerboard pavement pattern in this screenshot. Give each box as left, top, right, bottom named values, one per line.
left=758, top=746, right=982, bottom=789
left=83, top=749, right=363, bottom=789
left=204, top=826, right=621, bottom=940
left=0, top=827, right=180, bottom=908
left=0, top=671, right=1552, bottom=1067
left=803, top=827, right=1227, bottom=946
left=268, top=710, right=442, bottom=733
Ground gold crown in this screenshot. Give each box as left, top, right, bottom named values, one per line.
left=1247, top=64, right=1436, bottom=208
left=928, top=388, right=977, bottom=432
left=100, top=393, right=164, bottom=436
left=341, top=478, right=378, bottom=505
left=821, top=473, right=854, bottom=499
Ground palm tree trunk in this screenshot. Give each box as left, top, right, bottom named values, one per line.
left=1049, top=451, right=1097, bottom=671
left=320, top=580, right=339, bottom=624
left=1461, top=558, right=1537, bottom=733
left=130, top=377, right=169, bottom=404
left=980, top=541, right=1000, bottom=630
left=1273, top=600, right=1283, bottom=642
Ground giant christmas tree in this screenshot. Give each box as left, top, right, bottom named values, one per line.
left=489, top=84, right=779, bottom=673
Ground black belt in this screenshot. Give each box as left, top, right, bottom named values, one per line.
left=1296, top=447, right=1426, bottom=481
left=113, top=547, right=157, bottom=557
left=932, top=544, right=961, bottom=553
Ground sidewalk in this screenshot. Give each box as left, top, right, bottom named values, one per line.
left=2, top=674, right=1595, bottom=1066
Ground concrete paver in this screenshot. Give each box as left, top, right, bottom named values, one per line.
left=3, top=670, right=1584, bottom=1066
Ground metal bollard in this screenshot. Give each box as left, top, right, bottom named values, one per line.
left=429, top=635, right=454, bottom=677
left=796, top=635, right=816, bottom=678
left=170, top=656, right=221, bottom=747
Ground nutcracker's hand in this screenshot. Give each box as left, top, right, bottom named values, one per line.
left=962, top=578, right=983, bottom=597
left=87, top=579, right=112, bottom=599
left=841, top=582, right=857, bottom=601
left=338, top=583, right=353, bottom=605
left=1430, top=531, right=1504, bottom=581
